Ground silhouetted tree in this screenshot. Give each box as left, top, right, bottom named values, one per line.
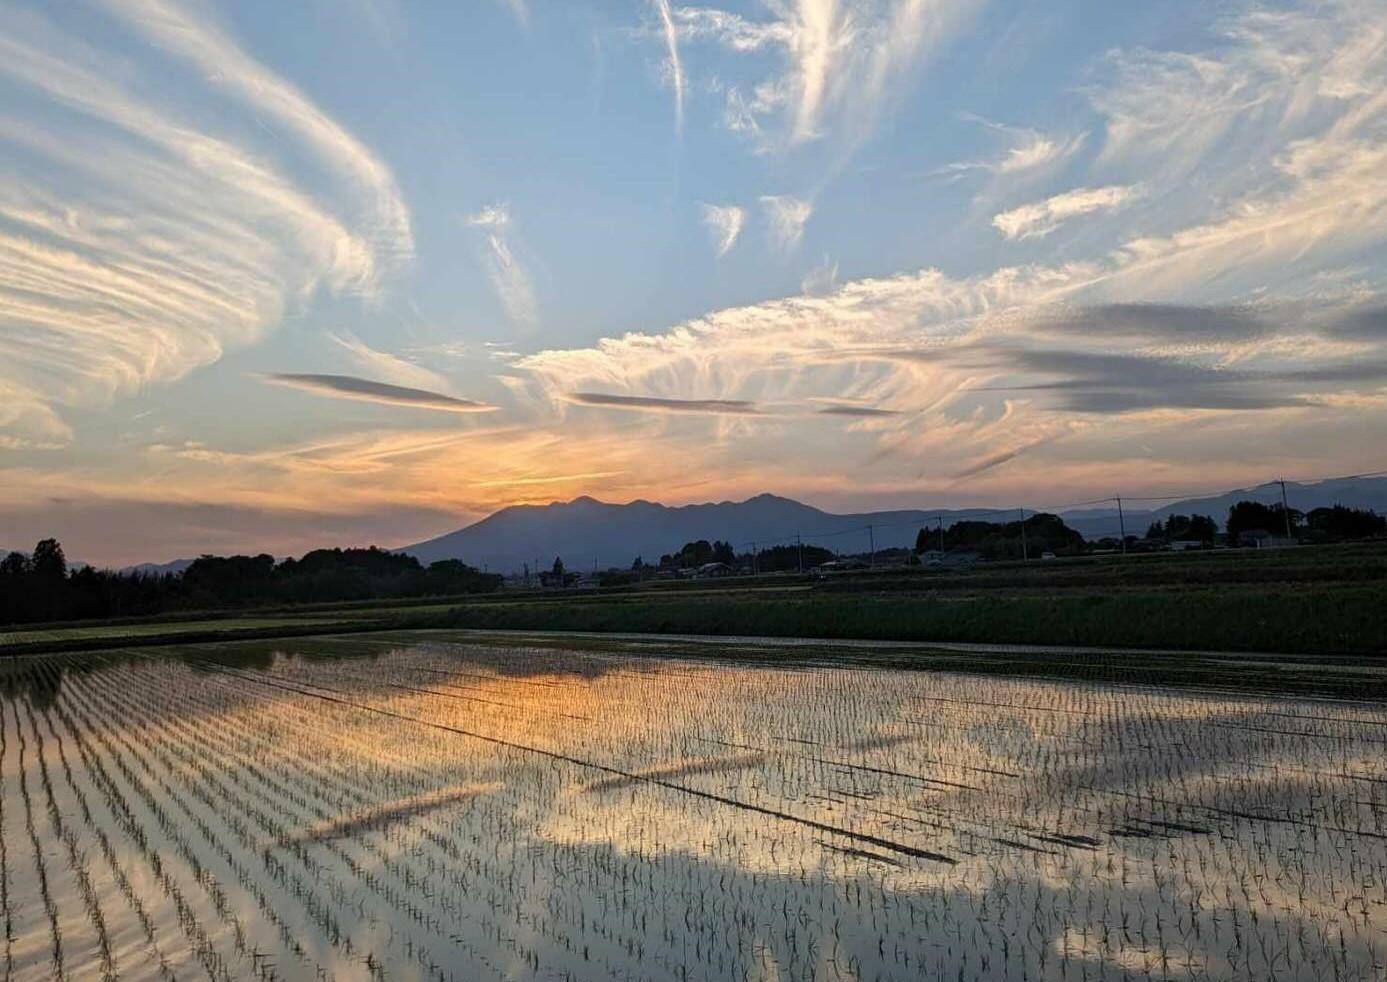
left=1146, top=514, right=1217, bottom=544
left=1305, top=505, right=1386, bottom=541
left=923, top=514, right=1084, bottom=560
left=1227, top=500, right=1301, bottom=545
left=31, top=538, right=66, bottom=581
left=1, top=551, right=27, bottom=576
left=552, top=556, right=565, bottom=576
left=0, top=537, right=498, bottom=628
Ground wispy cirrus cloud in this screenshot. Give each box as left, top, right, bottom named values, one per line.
left=760, top=194, right=813, bottom=250
left=0, top=7, right=395, bottom=445
left=99, top=0, right=413, bottom=271
left=653, top=0, right=686, bottom=134
left=466, top=203, right=540, bottom=330
left=937, top=119, right=1087, bottom=180
left=329, top=333, right=450, bottom=390
left=264, top=374, right=497, bottom=413
left=700, top=203, right=745, bottom=256
left=992, top=185, right=1138, bottom=240
left=675, top=0, right=982, bottom=152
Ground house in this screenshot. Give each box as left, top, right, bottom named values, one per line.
left=1238, top=529, right=1296, bottom=549
left=1169, top=540, right=1206, bottom=552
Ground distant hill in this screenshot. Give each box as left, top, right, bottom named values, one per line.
left=1061, top=477, right=1387, bottom=539
left=403, top=477, right=1387, bottom=573
left=400, top=494, right=1009, bottom=572
left=120, top=558, right=196, bottom=577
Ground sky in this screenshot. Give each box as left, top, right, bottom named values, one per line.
left=2, top=0, right=1386, bottom=566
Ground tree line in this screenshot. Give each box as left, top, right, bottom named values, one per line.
left=910, top=501, right=1385, bottom=558
left=1, top=540, right=501, bottom=626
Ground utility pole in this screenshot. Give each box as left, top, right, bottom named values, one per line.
left=796, top=533, right=804, bottom=574
left=750, top=541, right=757, bottom=576
left=1019, top=507, right=1029, bottom=562
left=867, top=525, right=875, bottom=567
left=1278, top=478, right=1294, bottom=541
left=1116, top=496, right=1127, bottom=555
left=937, top=515, right=945, bottom=553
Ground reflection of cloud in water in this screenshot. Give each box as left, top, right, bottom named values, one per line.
left=274, top=782, right=503, bottom=847
left=583, top=752, right=767, bottom=793
left=26, top=637, right=1387, bottom=981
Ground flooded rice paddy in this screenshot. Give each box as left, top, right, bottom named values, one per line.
left=1, top=633, right=1385, bottom=981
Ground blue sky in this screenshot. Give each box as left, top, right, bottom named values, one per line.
left=2, top=0, right=1386, bottom=564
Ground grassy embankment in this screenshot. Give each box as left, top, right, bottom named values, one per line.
left=2, top=542, right=1384, bottom=657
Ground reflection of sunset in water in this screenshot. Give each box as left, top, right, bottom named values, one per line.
left=1, top=636, right=1384, bottom=980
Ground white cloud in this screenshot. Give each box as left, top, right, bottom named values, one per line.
left=510, top=0, right=1387, bottom=495
left=328, top=333, right=450, bottom=391
left=0, top=9, right=395, bottom=443
left=760, top=195, right=813, bottom=250
left=996, top=131, right=1086, bottom=174
left=466, top=203, right=539, bottom=330
left=674, top=0, right=982, bottom=151
left=992, top=185, right=1138, bottom=240
left=653, top=0, right=685, bottom=134
left=700, top=203, right=744, bottom=256
left=100, top=0, right=412, bottom=272
left=800, top=257, right=839, bottom=296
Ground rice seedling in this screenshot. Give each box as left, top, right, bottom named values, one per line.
left=0, top=636, right=1384, bottom=979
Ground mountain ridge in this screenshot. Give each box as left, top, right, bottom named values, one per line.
left=401, top=477, right=1387, bottom=573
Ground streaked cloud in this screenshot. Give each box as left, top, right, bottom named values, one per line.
left=264, top=374, right=497, bottom=413
left=951, top=440, right=1047, bottom=480
left=938, top=121, right=1086, bottom=179
left=0, top=7, right=399, bottom=445
left=330, top=333, right=450, bottom=390
left=992, top=185, right=1138, bottom=240
left=653, top=0, right=685, bottom=134
left=675, top=0, right=981, bottom=151
left=1031, top=303, right=1273, bottom=344
left=700, top=203, right=744, bottom=256
left=99, top=0, right=413, bottom=270
left=760, top=195, right=813, bottom=250
left=467, top=203, right=539, bottom=329
left=568, top=392, right=762, bottom=415
left=1326, top=305, right=1387, bottom=340
left=813, top=403, right=902, bottom=418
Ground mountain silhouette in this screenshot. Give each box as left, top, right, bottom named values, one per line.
left=401, top=477, right=1387, bottom=573
left=400, top=494, right=1007, bottom=572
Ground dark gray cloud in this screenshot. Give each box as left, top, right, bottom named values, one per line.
left=815, top=404, right=903, bottom=417
left=951, top=446, right=1028, bottom=479
left=568, top=392, right=762, bottom=414
left=1324, top=305, right=1387, bottom=340
left=264, top=374, right=496, bottom=413
left=982, top=349, right=1316, bottom=412
left=1273, top=360, right=1387, bottom=383
left=1034, top=303, right=1273, bottom=343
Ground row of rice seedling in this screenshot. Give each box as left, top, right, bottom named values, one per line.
left=3, top=637, right=1386, bottom=980
left=236, top=638, right=1387, bottom=978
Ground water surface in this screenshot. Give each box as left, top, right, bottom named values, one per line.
left=1, top=634, right=1384, bottom=980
